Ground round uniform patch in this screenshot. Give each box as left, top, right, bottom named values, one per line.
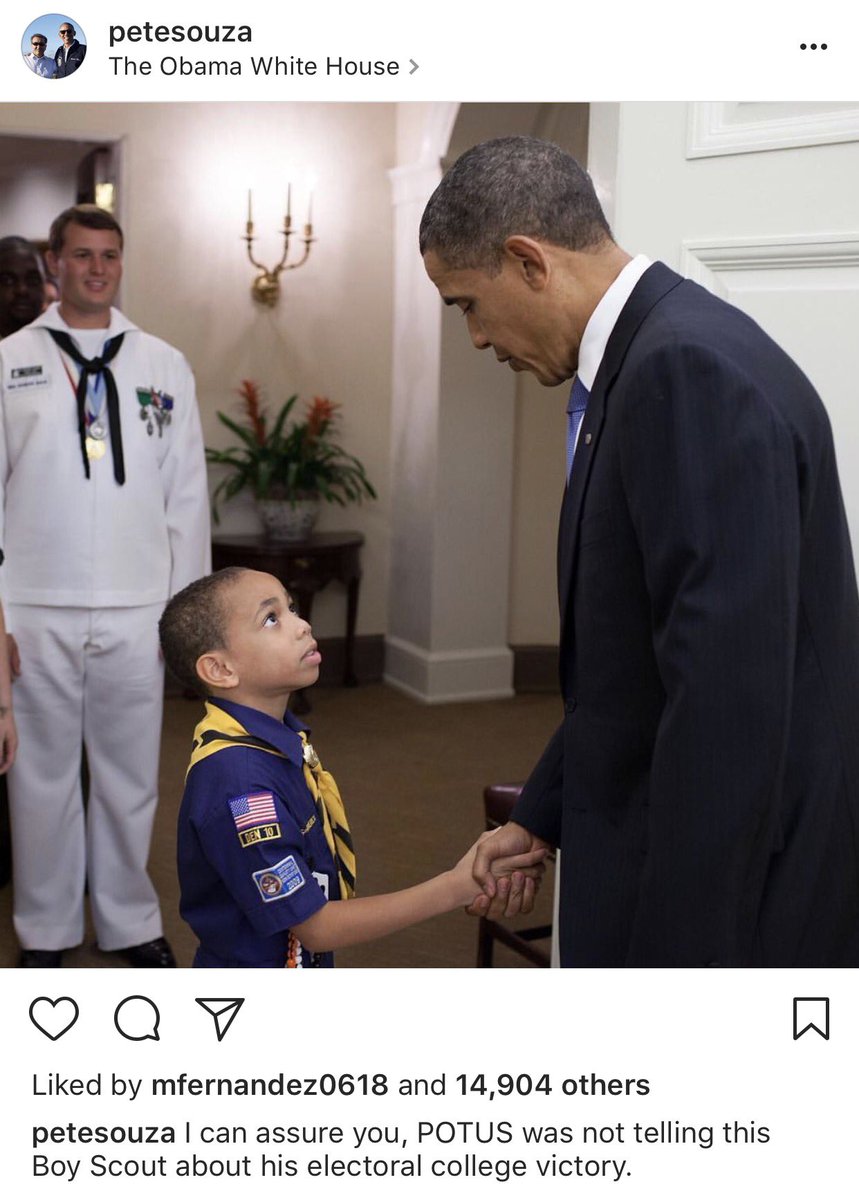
left=258, top=872, right=283, bottom=898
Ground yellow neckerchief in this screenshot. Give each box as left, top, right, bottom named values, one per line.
left=297, top=731, right=356, bottom=898
left=188, top=701, right=355, bottom=898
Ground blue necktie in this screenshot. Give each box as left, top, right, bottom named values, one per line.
left=566, top=376, right=590, bottom=481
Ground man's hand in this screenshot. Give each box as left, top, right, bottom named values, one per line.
left=449, top=831, right=547, bottom=909
left=466, top=822, right=553, bottom=919
left=7, top=634, right=20, bottom=680
left=0, top=707, right=18, bottom=773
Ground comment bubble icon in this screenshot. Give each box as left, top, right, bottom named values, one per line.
left=114, top=995, right=161, bottom=1042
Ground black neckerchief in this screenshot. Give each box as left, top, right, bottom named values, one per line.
left=48, top=329, right=126, bottom=485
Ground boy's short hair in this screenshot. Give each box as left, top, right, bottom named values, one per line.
left=159, top=567, right=249, bottom=695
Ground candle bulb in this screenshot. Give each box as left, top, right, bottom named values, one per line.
left=287, top=183, right=292, bottom=224
left=307, top=190, right=314, bottom=226
left=247, top=189, right=252, bottom=224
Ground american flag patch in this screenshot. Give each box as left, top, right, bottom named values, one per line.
left=229, top=791, right=277, bottom=831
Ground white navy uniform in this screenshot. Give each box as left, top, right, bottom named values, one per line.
left=0, top=303, right=211, bottom=951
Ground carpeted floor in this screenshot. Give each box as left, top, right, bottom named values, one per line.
left=0, top=684, right=559, bottom=969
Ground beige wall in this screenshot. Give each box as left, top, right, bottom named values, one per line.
left=0, top=102, right=396, bottom=639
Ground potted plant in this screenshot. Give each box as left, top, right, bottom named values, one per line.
left=206, top=380, right=376, bottom=542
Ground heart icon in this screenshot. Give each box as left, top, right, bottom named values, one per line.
left=29, top=996, right=79, bottom=1041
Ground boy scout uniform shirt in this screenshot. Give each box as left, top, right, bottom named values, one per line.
left=179, top=698, right=340, bottom=968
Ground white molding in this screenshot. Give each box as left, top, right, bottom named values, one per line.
left=687, top=102, right=859, bottom=159
left=388, top=102, right=459, bottom=207
left=681, top=232, right=859, bottom=290
left=384, top=636, right=514, bottom=705
left=418, top=102, right=459, bottom=167
left=388, top=162, right=444, bottom=209
left=0, top=122, right=126, bottom=143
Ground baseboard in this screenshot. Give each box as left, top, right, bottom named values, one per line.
left=384, top=636, right=514, bottom=705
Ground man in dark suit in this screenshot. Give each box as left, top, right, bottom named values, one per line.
left=54, top=22, right=86, bottom=78
left=421, top=136, right=859, bottom=966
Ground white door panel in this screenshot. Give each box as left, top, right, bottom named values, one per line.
left=606, top=101, right=859, bottom=567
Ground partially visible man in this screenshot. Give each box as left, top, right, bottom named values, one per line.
left=23, top=33, right=56, bottom=78
left=0, top=237, right=36, bottom=887
left=0, top=205, right=211, bottom=966
left=421, top=136, right=859, bottom=967
left=0, top=237, right=45, bottom=339
left=54, top=22, right=86, bottom=77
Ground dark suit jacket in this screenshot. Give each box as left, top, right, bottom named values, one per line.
left=55, top=40, right=86, bottom=77
left=512, top=262, right=859, bottom=966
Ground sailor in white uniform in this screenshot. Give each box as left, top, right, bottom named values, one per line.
left=0, top=204, right=211, bottom=966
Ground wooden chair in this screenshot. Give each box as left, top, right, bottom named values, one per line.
left=476, top=783, right=552, bottom=967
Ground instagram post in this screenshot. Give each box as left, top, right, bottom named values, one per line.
left=0, top=2, right=857, bottom=1194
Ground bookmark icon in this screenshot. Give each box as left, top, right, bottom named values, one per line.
left=195, top=997, right=245, bottom=1042
left=792, top=997, right=829, bottom=1040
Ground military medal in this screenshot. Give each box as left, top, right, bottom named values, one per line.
left=137, top=387, right=174, bottom=437
left=84, top=366, right=107, bottom=445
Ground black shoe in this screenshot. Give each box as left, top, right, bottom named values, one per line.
left=116, top=936, right=177, bottom=968
left=19, top=949, right=63, bottom=967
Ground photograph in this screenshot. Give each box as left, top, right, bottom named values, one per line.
left=20, top=14, right=87, bottom=79
left=1, top=99, right=858, bottom=971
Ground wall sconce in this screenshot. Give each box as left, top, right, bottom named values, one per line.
left=243, top=186, right=315, bottom=307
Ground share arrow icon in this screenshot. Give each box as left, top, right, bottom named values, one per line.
left=195, top=997, right=245, bottom=1042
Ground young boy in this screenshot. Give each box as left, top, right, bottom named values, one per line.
left=159, top=567, right=545, bottom=967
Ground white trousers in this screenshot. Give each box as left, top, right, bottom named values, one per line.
left=7, top=604, right=166, bottom=951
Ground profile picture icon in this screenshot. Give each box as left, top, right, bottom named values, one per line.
left=22, top=14, right=87, bottom=79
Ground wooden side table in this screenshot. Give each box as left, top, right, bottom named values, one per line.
left=211, top=532, right=365, bottom=706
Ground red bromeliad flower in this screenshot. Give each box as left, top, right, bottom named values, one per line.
left=305, top=395, right=339, bottom=438
left=237, top=379, right=267, bottom=446
left=207, top=382, right=376, bottom=521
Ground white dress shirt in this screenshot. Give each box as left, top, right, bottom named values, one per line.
left=24, top=52, right=57, bottom=77
left=576, top=254, right=652, bottom=391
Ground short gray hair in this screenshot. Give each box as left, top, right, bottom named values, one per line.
left=419, top=136, right=612, bottom=272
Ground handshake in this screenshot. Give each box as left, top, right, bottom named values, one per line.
left=450, top=822, right=552, bottom=920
